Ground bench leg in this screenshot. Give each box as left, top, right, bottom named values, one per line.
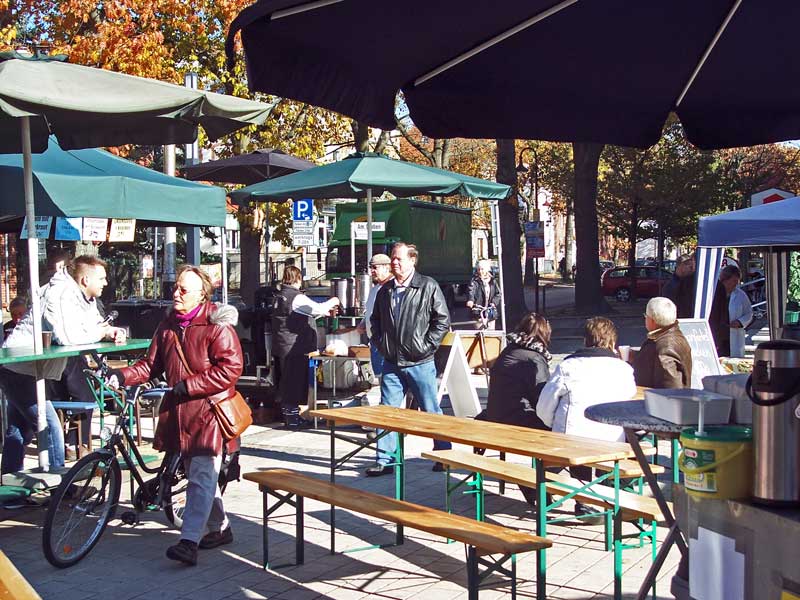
left=498, top=451, right=506, bottom=495
left=466, top=546, right=479, bottom=600
left=296, top=495, right=305, bottom=564
left=268, top=489, right=269, bottom=571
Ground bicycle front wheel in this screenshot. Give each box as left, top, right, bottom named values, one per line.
left=43, top=452, right=121, bottom=568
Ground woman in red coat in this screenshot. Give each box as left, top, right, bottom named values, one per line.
left=112, top=265, right=243, bottom=566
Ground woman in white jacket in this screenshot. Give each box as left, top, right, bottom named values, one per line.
left=538, top=317, right=637, bottom=443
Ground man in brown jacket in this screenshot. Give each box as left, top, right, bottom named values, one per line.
left=633, top=297, right=692, bottom=388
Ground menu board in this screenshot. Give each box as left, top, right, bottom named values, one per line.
left=677, top=318, right=722, bottom=389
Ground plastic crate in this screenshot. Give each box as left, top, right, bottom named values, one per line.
left=644, top=388, right=733, bottom=425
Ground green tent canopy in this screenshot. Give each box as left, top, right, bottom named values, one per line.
left=0, top=136, right=226, bottom=226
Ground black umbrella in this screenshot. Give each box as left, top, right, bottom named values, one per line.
left=227, top=0, right=800, bottom=150
left=182, top=148, right=315, bottom=185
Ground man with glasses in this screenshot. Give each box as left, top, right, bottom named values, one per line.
left=366, top=242, right=451, bottom=477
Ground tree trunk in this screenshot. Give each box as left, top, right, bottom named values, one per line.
left=239, top=225, right=262, bottom=305
left=573, top=142, right=608, bottom=314
left=626, top=199, right=638, bottom=268
left=496, top=139, right=526, bottom=327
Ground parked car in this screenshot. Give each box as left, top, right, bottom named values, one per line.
left=601, top=266, right=672, bottom=302
left=599, top=260, right=615, bottom=271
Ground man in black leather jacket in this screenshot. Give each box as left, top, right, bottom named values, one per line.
left=367, top=242, right=451, bottom=476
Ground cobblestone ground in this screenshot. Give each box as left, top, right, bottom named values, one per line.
left=1, top=380, right=679, bottom=599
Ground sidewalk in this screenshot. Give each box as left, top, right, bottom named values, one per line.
left=0, top=418, right=680, bottom=600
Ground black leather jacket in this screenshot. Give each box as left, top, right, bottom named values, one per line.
left=370, top=271, right=450, bottom=367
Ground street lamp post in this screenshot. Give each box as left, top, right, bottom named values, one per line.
left=517, top=146, right=540, bottom=312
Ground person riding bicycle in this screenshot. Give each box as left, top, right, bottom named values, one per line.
left=109, top=265, right=243, bottom=566
left=466, top=259, right=501, bottom=330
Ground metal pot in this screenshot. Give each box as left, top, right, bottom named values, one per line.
left=747, top=339, right=800, bottom=505
left=330, top=278, right=350, bottom=310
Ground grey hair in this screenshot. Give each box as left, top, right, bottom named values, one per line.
left=477, top=259, right=492, bottom=272
left=646, top=296, right=677, bottom=327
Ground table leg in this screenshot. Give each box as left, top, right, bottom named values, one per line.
left=636, top=522, right=681, bottom=600
left=535, top=459, right=547, bottom=600
left=330, top=419, right=336, bottom=553
left=625, top=428, right=687, bottom=600
left=395, top=433, right=405, bottom=545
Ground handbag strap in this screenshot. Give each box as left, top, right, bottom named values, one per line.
left=171, top=330, right=195, bottom=376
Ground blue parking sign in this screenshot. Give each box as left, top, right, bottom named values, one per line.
left=292, top=198, right=313, bottom=221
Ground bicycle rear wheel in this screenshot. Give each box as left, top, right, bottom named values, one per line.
left=163, top=455, right=189, bottom=529
left=43, top=452, right=121, bottom=568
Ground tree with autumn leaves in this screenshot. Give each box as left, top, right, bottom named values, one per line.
left=0, top=0, right=353, bottom=304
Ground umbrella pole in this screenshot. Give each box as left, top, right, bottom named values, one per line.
left=221, top=226, right=228, bottom=305
left=366, top=188, right=373, bottom=268
left=20, top=116, right=50, bottom=470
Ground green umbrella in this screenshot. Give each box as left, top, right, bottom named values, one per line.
left=0, top=55, right=274, bottom=154
left=0, top=52, right=273, bottom=470
left=0, top=136, right=225, bottom=226
left=229, top=152, right=510, bottom=202
left=230, top=151, right=510, bottom=263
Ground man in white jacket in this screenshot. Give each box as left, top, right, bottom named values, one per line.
left=719, top=265, right=753, bottom=358
left=1, top=255, right=126, bottom=473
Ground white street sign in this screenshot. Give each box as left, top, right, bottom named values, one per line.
left=352, top=221, right=386, bottom=240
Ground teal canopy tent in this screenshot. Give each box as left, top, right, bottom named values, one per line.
left=0, top=136, right=225, bottom=226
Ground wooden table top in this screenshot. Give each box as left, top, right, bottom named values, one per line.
left=309, top=405, right=636, bottom=466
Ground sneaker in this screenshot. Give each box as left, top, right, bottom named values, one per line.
left=166, top=539, right=198, bottom=566
left=198, top=526, right=233, bottom=550
left=365, top=464, right=394, bottom=477
left=574, top=502, right=606, bottom=525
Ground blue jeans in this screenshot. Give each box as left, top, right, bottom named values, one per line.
left=369, top=343, right=385, bottom=377
left=1, top=368, right=65, bottom=474
left=376, top=360, right=451, bottom=465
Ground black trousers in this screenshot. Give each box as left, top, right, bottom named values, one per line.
left=277, top=355, right=309, bottom=410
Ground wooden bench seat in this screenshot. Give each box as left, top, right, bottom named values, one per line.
left=423, top=449, right=667, bottom=523
left=0, top=550, right=41, bottom=600
left=245, top=468, right=551, bottom=599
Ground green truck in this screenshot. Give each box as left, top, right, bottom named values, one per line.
left=325, top=198, right=473, bottom=305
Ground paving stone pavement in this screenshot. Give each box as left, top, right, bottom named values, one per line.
left=1, top=385, right=680, bottom=599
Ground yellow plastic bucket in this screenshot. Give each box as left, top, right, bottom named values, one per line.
left=678, top=425, right=753, bottom=499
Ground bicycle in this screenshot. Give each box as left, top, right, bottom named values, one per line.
left=42, top=352, right=239, bottom=568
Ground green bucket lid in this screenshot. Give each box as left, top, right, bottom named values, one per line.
left=681, top=425, right=752, bottom=442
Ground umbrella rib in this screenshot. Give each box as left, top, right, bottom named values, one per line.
left=675, top=0, right=742, bottom=107
left=272, top=0, right=344, bottom=20
left=413, top=0, right=580, bottom=87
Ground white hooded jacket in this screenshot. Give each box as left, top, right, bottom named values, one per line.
left=537, top=347, right=637, bottom=442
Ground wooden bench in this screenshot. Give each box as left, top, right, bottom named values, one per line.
left=423, top=449, right=669, bottom=598
left=0, top=550, right=42, bottom=600
left=245, top=468, right=551, bottom=599
left=424, top=449, right=667, bottom=522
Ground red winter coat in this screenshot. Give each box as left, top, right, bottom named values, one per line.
left=120, top=302, right=243, bottom=457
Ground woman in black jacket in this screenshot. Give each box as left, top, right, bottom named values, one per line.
left=485, top=312, right=551, bottom=429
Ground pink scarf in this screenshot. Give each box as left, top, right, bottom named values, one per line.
left=174, top=303, right=203, bottom=328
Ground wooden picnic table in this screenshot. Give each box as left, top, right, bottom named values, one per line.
left=309, top=404, right=638, bottom=600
